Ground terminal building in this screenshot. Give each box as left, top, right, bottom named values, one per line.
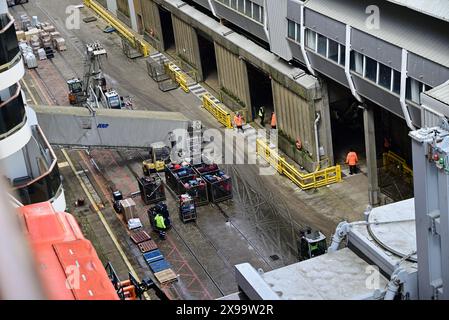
left=97, top=0, right=449, bottom=204
left=0, top=1, right=66, bottom=211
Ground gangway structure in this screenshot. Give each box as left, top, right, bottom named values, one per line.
left=31, top=106, right=189, bottom=150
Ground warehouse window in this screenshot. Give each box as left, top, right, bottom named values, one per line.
left=392, top=70, right=401, bottom=94
left=244, top=0, right=251, bottom=16
left=378, top=63, right=392, bottom=90
left=350, top=51, right=363, bottom=74
left=237, top=0, right=244, bottom=13
left=339, top=45, right=346, bottom=66
left=328, top=39, right=339, bottom=63
left=306, top=29, right=316, bottom=51
left=406, top=78, right=430, bottom=104
left=295, top=24, right=301, bottom=43
left=253, top=3, right=261, bottom=22
left=287, top=20, right=301, bottom=43
left=364, top=56, right=377, bottom=82
left=220, top=0, right=264, bottom=24
left=287, top=19, right=296, bottom=40
left=317, top=34, right=327, bottom=56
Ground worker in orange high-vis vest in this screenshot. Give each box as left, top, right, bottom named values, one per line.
left=234, top=112, right=245, bottom=133
left=345, top=148, right=359, bottom=175
left=270, top=112, right=277, bottom=129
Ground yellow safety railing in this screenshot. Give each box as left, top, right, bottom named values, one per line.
left=84, top=0, right=150, bottom=57
left=164, top=62, right=190, bottom=93
left=383, top=151, right=413, bottom=178
left=256, top=139, right=342, bottom=190
left=202, top=94, right=233, bottom=129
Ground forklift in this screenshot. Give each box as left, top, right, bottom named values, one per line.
left=142, top=142, right=171, bottom=175
left=297, top=227, right=327, bottom=261
left=67, top=78, right=86, bottom=105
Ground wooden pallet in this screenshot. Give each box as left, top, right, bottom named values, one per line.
left=138, top=239, right=158, bottom=253
left=154, top=268, right=178, bottom=285
left=130, top=230, right=151, bottom=244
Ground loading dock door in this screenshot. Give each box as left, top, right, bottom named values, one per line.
left=197, top=31, right=218, bottom=87
left=158, top=6, right=175, bottom=51
left=246, top=62, right=274, bottom=125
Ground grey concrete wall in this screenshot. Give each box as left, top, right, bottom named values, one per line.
left=140, top=0, right=163, bottom=50
left=215, top=43, right=251, bottom=111
left=172, top=14, right=202, bottom=78
left=32, top=106, right=189, bottom=149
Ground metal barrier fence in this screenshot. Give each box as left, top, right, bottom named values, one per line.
left=383, top=151, right=413, bottom=179
left=256, top=139, right=342, bottom=190
left=202, top=94, right=233, bottom=129
left=164, top=62, right=190, bottom=93
left=84, top=0, right=150, bottom=57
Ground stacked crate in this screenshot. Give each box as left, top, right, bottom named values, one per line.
left=39, top=31, right=52, bottom=48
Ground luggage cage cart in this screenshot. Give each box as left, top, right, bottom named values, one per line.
left=193, top=163, right=233, bottom=203
left=165, top=165, right=209, bottom=206
left=138, top=173, right=166, bottom=205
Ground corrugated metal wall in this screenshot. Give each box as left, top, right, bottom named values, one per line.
left=272, top=80, right=316, bottom=154
left=215, top=43, right=251, bottom=110
left=106, top=0, right=118, bottom=15
left=117, top=0, right=130, bottom=16
left=116, top=0, right=132, bottom=27
left=172, top=15, right=200, bottom=69
left=97, top=0, right=107, bottom=8
left=140, top=0, right=162, bottom=47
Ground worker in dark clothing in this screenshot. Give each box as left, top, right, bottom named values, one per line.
left=345, top=148, right=359, bottom=175
left=258, top=106, right=265, bottom=126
